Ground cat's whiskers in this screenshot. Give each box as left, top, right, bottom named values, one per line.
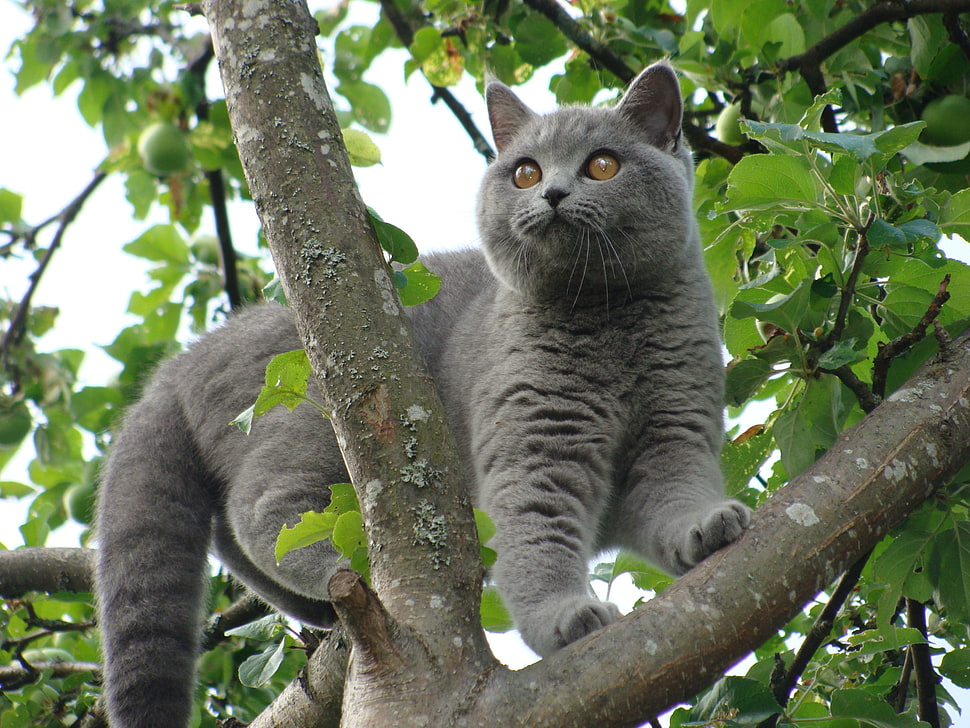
left=594, top=226, right=633, bottom=305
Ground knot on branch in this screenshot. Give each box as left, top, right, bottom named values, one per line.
left=328, top=569, right=406, bottom=673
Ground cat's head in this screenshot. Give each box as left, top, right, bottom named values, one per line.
left=477, top=61, right=698, bottom=304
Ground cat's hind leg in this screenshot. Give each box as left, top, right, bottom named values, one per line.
left=215, top=422, right=348, bottom=624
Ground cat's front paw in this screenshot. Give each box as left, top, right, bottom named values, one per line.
left=673, top=500, right=750, bottom=573
left=518, top=595, right=622, bottom=656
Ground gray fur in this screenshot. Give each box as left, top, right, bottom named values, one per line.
left=96, top=62, right=750, bottom=728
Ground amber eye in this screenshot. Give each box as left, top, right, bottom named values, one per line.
left=513, top=160, right=542, bottom=189
left=586, top=153, right=620, bottom=181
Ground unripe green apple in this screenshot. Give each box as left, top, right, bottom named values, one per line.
left=190, top=234, right=222, bottom=266
left=920, top=95, right=970, bottom=147
left=715, top=103, right=745, bottom=145
left=65, top=481, right=97, bottom=525
left=138, top=121, right=192, bottom=176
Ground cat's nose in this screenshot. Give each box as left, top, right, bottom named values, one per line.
left=543, top=186, right=570, bottom=208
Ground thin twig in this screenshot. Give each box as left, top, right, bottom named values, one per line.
left=187, top=37, right=244, bottom=309
left=943, top=12, right=970, bottom=62
left=378, top=0, right=495, bottom=162
left=201, top=593, right=273, bottom=650
left=828, top=232, right=870, bottom=346
left=872, top=274, right=951, bottom=399
left=906, top=599, right=941, bottom=728
left=521, top=0, right=634, bottom=83
left=759, top=553, right=871, bottom=728
left=819, top=364, right=881, bottom=413
left=1, top=171, right=107, bottom=361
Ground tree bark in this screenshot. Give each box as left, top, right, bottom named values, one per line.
left=0, top=547, right=94, bottom=597
left=203, top=0, right=495, bottom=723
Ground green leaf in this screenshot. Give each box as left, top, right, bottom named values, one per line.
left=930, top=521, right=970, bottom=624
left=512, top=14, right=568, bottom=67
left=369, top=208, right=418, bottom=265
left=725, top=155, right=820, bottom=211
left=725, top=358, right=772, bottom=407
left=238, top=638, right=287, bottom=687
left=226, top=613, right=286, bottom=640
left=235, top=349, right=314, bottom=427
left=0, top=189, right=24, bottom=224
left=0, top=402, right=33, bottom=447
left=396, top=261, right=441, bottom=306
left=341, top=127, right=382, bottom=167
left=817, top=339, right=860, bottom=369
left=868, top=218, right=908, bottom=249
left=480, top=585, right=514, bottom=632
left=876, top=285, right=935, bottom=339
left=872, top=509, right=945, bottom=643
left=830, top=688, right=925, bottom=727
left=721, top=425, right=774, bottom=499
left=123, top=224, right=190, bottom=265
left=686, top=676, right=782, bottom=726
left=940, top=648, right=970, bottom=688
left=338, top=81, right=391, bottom=134
left=773, top=376, right=844, bottom=477
left=731, top=281, right=811, bottom=335
left=275, top=510, right=337, bottom=564
left=331, top=510, right=365, bottom=558
left=0, top=481, right=35, bottom=498
left=941, top=188, right=970, bottom=237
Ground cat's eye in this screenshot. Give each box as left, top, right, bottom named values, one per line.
left=586, top=153, right=620, bottom=181
left=513, top=160, right=542, bottom=189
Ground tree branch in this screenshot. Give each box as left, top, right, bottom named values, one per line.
left=1, top=172, right=107, bottom=364
left=760, top=553, right=871, bottom=728
left=475, top=328, right=970, bottom=727
left=378, top=0, right=495, bottom=161
left=0, top=661, right=101, bottom=689
left=0, top=547, right=95, bottom=598
left=872, top=274, right=951, bottom=399
left=186, top=36, right=244, bottom=309
left=906, top=599, right=942, bottom=728
left=943, top=12, right=970, bottom=61
left=521, top=0, right=634, bottom=83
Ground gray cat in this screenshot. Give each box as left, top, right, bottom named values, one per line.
left=96, top=61, right=750, bottom=728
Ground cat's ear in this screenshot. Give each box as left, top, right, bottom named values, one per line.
left=485, top=79, right=537, bottom=152
left=616, top=61, right=684, bottom=150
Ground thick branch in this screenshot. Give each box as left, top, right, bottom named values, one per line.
left=475, top=329, right=970, bottom=727
left=0, top=547, right=94, bottom=598
left=248, top=625, right=348, bottom=728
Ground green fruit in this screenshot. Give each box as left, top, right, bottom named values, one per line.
left=715, top=103, right=745, bottom=145
left=65, top=482, right=97, bottom=525
left=920, top=95, right=970, bottom=147
left=190, top=234, right=222, bottom=265
left=138, top=121, right=192, bottom=176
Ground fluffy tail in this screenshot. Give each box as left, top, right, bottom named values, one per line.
left=96, top=387, right=214, bottom=728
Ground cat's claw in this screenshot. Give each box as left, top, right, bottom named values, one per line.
left=520, top=595, right=622, bottom=656
left=676, top=501, right=751, bottom=573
